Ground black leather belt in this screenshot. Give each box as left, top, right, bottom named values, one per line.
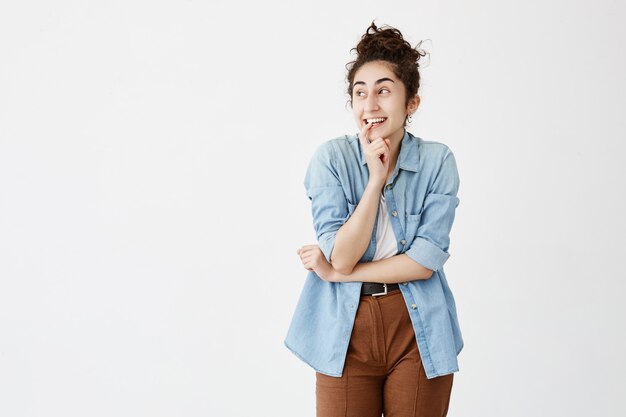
left=361, top=282, right=400, bottom=296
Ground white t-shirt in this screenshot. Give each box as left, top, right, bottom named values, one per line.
left=372, top=192, right=399, bottom=261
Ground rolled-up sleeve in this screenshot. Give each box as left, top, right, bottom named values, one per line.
left=304, top=143, right=352, bottom=264
left=405, top=149, right=460, bottom=272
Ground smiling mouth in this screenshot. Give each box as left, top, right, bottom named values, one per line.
left=364, top=117, right=387, bottom=127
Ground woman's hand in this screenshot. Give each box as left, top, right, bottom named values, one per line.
left=359, top=122, right=391, bottom=185
left=296, top=244, right=341, bottom=282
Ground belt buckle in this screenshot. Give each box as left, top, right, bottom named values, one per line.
left=371, top=283, right=388, bottom=297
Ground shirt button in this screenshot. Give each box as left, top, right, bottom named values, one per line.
left=386, top=184, right=392, bottom=190
left=411, top=304, right=417, bottom=310
left=401, top=282, right=408, bottom=286
left=391, top=210, right=398, bottom=217
left=400, top=239, right=406, bottom=245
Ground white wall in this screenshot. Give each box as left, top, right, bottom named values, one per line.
left=1, top=1, right=625, bottom=416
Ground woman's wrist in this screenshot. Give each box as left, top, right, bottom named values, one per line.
left=365, top=178, right=385, bottom=193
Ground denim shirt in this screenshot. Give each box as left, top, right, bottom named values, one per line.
left=284, top=130, right=464, bottom=379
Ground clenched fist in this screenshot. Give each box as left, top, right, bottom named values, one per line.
left=296, top=244, right=337, bottom=282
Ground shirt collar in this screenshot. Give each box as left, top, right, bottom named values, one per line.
left=360, top=130, right=420, bottom=172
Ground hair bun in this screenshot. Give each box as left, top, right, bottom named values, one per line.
left=354, top=21, right=426, bottom=66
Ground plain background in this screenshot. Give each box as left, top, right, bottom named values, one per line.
left=1, top=0, right=625, bottom=416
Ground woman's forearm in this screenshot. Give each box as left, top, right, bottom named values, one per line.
left=331, top=253, right=434, bottom=284
left=330, top=181, right=384, bottom=274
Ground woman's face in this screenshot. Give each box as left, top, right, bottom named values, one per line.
left=351, top=60, right=419, bottom=143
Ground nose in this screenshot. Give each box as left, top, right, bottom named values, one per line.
left=364, top=92, right=379, bottom=112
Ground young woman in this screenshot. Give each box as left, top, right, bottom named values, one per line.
left=285, top=21, right=464, bottom=417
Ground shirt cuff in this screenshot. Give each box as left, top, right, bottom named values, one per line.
left=316, top=202, right=356, bottom=264
left=318, top=232, right=336, bottom=264
left=404, top=236, right=451, bottom=272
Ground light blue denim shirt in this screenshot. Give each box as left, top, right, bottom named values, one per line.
left=284, top=130, right=463, bottom=379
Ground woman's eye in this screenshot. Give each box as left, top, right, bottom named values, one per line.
left=379, top=88, right=390, bottom=94
left=355, top=91, right=365, bottom=97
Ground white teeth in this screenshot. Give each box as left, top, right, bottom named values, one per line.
left=366, top=118, right=386, bottom=123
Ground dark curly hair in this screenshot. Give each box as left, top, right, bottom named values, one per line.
left=346, top=21, right=428, bottom=112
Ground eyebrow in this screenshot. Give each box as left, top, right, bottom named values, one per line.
left=353, top=77, right=395, bottom=88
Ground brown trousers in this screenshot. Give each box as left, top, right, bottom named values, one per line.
left=316, top=288, right=454, bottom=417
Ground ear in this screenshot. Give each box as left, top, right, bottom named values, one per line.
left=407, top=95, right=420, bottom=114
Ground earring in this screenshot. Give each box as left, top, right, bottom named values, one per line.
left=407, top=114, right=413, bottom=123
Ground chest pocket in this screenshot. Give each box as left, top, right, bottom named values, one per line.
left=404, top=208, right=423, bottom=245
